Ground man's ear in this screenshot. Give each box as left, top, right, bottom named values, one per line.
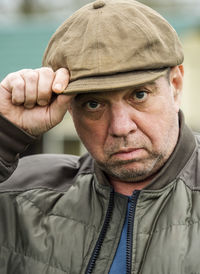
left=169, top=65, right=184, bottom=112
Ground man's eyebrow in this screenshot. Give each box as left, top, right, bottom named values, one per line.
left=74, top=93, right=97, bottom=102
left=74, top=91, right=111, bottom=102
left=132, top=80, right=157, bottom=89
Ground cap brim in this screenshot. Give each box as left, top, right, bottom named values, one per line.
left=63, top=68, right=168, bottom=94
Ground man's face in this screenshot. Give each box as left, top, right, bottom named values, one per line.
left=69, top=67, right=183, bottom=183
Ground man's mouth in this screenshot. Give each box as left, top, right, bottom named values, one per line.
left=111, top=147, right=146, bottom=161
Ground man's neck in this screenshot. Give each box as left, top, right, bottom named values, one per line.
left=110, top=177, right=153, bottom=196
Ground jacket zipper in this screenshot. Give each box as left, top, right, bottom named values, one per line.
left=126, top=190, right=140, bottom=274
left=85, top=189, right=114, bottom=274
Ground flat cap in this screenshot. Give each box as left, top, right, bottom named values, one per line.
left=42, top=0, right=184, bottom=94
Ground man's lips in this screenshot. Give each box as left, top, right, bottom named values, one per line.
left=111, top=147, right=145, bottom=161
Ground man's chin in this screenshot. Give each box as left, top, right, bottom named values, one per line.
left=97, top=157, right=163, bottom=182
left=98, top=163, right=151, bottom=182
left=109, top=171, right=153, bottom=183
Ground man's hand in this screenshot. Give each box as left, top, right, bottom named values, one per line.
left=0, top=67, right=72, bottom=136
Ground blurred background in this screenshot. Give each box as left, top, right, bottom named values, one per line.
left=0, top=0, right=200, bottom=156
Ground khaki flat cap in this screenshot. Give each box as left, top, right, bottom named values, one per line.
left=42, top=0, right=184, bottom=94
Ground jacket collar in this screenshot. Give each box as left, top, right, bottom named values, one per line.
left=144, top=111, right=196, bottom=190
left=94, top=111, right=197, bottom=191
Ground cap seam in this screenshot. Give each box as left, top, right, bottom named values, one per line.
left=68, top=77, right=161, bottom=86
left=113, top=8, right=152, bottom=43
left=67, top=70, right=167, bottom=85
left=97, top=9, right=101, bottom=73
left=63, top=70, right=167, bottom=93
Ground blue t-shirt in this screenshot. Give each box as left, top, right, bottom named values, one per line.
left=109, top=198, right=130, bottom=273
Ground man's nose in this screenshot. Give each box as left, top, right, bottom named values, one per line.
left=108, top=104, right=137, bottom=138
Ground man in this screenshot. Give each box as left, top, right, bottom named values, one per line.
left=0, top=0, right=199, bottom=273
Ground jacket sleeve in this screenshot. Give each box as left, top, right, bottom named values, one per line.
left=0, top=115, right=37, bottom=183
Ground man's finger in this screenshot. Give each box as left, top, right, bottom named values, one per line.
left=22, top=70, right=39, bottom=109
left=36, top=67, right=54, bottom=106
left=1, top=72, right=19, bottom=93
left=52, top=68, right=70, bottom=93
left=1, top=72, right=25, bottom=105
left=0, top=69, right=30, bottom=92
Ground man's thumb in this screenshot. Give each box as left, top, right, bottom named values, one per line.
left=49, top=94, right=73, bottom=126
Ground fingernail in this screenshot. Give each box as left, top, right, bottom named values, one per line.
left=38, top=100, right=48, bottom=106
left=54, top=83, right=63, bottom=92
left=25, top=104, right=34, bottom=109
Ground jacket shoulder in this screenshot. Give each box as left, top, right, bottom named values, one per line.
left=0, top=153, right=94, bottom=192
left=180, top=133, right=200, bottom=190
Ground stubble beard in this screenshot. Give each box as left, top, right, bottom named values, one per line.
left=96, top=152, right=166, bottom=183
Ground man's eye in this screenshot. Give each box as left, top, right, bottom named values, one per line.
left=85, top=100, right=101, bottom=110
left=133, top=91, right=148, bottom=102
